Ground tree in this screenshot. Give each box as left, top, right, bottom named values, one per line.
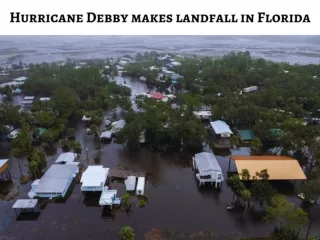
left=264, top=194, right=308, bottom=230
left=227, top=174, right=246, bottom=202
left=11, top=148, right=24, bottom=177
left=119, top=226, right=135, bottom=240
left=250, top=138, right=262, bottom=155
left=251, top=180, right=276, bottom=207
left=240, top=189, right=251, bottom=207
left=230, top=134, right=240, bottom=149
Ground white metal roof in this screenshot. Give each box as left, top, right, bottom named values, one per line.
left=14, top=76, right=27, bottom=82
left=210, top=120, right=233, bottom=135
left=31, top=179, right=40, bottom=186
left=82, top=115, right=91, bottom=121
left=24, top=96, right=34, bottom=100
left=125, top=176, right=137, bottom=191
left=55, top=152, right=77, bottom=164
left=39, top=97, right=50, bottom=101
left=193, top=111, right=212, bottom=116
left=100, top=131, right=112, bottom=139
left=99, top=189, right=117, bottom=205
left=12, top=199, right=38, bottom=209
left=80, top=166, right=109, bottom=187
left=35, top=164, right=78, bottom=194
left=194, top=152, right=222, bottom=173
left=0, top=159, right=9, bottom=169
left=136, top=177, right=145, bottom=194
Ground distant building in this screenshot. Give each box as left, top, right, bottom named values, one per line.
left=242, top=86, right=258, bottom=93
left=209, top=120, right=233, bottom=149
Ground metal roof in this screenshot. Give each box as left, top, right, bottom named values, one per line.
left=80, top=166, right=109, bottom=187
left=12, top=199, right=38, bottom=209
left=100, top=131, right=112, bottom=139
left=232, top=156, right=307, bottom=180
left=55, top=152, right=77, bottom=164
left=194, top=152, right=222, bottom=173
left=35, top=164, right=78, bottom=193
left=210, top=120, right=233, bottom=135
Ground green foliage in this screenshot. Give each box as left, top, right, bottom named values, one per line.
left=121, top=193, right=131, bottom=207
left=119, top=226, right=135, bottom=240
left=139, top=199, right=146, bottom=207
left=264, top=194, right=308, bottom=230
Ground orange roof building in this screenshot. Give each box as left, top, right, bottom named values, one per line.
left=228, top=156, right=307, bottom=180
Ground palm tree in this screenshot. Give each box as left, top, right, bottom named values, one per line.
left=12, top=148, right=23, bottom=177
left=241, top=189, right=251, bottom=208
left=119, top=226, right=135, bottom=240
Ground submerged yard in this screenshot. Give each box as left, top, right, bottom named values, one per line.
left=1, top=141, right=277, bottom=240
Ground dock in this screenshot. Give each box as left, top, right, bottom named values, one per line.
left=109, top=168, right=146, bottom=179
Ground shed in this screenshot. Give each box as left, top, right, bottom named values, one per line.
left=210, top=120, right=233, bottom=137
left=136, top=177, right=145, bottom=195
left=100, top=131, right=112, bottom=141
left=55, top=152, right=77, bottom=164
left=124, top=176, right=137, bottom=191
left=12, top=199, right=39, bottom=216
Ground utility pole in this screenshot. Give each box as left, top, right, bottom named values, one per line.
left=85, top=148, right=89, bottom=165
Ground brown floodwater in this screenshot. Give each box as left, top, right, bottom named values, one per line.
left=1, top=77, right=320, bottom=240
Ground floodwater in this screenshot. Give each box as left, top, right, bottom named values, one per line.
left=1, top=36, right=320, bottom=66
left=1, top=77, right=320, bottom=240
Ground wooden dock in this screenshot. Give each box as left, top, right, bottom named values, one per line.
left=109, top=168, right=146, bottom=179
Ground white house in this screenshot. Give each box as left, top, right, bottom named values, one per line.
left=193, top=111, right=212, bottom=120
left=210, top=120, right=233, bottom=148
left=192, top=152, right=223, bottom=188
left=21, top=96, right=35, bottom=105
left=55, top=152, right=77, bottom=164
left=30, top=164, right=79, bottom=198
left=242, top=86, right=258, bottom=93
left=136, top=177, right=145, bottom=195
left=80, top=166, right=109, bottom=192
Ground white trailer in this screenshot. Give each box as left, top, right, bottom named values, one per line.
left=242, top=86, right=258, bottom=93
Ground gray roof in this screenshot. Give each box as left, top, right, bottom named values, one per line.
left=194, top=152, right=222, bottom=173
left=35, top=164, right=78, bottom=193
left=210, top=120, right=233, bottom=135
left=12, top=199, right=38, bottom=209
left=100, top=131, right=112, bottom=139
left=115, top=120, right=125, bottom=129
